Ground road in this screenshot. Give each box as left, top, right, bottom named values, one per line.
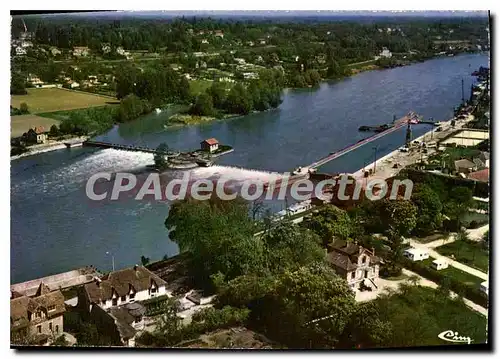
left=356, top=269, right=488, bottom=317
left=409, top=227, right=489, bottom=281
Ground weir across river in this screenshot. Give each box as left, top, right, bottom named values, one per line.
left=83, top=112, right=421, bottom=177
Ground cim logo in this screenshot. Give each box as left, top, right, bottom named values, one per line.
left=438, top=330, right=473, bottom=345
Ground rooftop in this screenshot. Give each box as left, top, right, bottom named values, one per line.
left=84, top=265, right=167, bottom=304
left=201, top=138, right=219, bottom=145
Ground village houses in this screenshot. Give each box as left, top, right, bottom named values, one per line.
left=10, top=283, right=66, bottom=345
left=79, top=265, right=168, bottom=347
left=73, top=46, right=90, bottom=57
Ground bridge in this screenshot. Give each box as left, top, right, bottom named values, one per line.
left=306, top=112, right=419, bottom=170
left=83, top=140, right=159, bottom=153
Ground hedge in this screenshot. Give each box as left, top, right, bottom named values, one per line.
left=399, top=257, right=488, bottom=308
left=400, top=169, right=489, bottom=198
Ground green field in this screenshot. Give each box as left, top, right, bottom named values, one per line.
left=189, top=79, right=214, bottom=96
left=11, top=88, right=118, bottom=114
left=436, top=241, right=489, bottom=273
left=10, top=114, right=61, bottom=138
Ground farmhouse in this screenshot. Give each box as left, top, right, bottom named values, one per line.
left=200, top=138, right=219, bottom=153
left=25, top=127, right=48, bottom=144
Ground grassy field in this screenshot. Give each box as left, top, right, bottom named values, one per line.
left=436, top=241, right=489, bottom=273
left=11, top=88, right=118, bottom=114
left=10, top=114, right=61, bottom=138
left=189, top=79, right=214, bottom=96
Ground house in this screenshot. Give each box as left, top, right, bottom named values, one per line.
left=73, top=46, right=89, bottom=57
left=27, top=74, right=44, bottom=87
left=454, top=159, right=477, bottom=174
left=201, top=39, right=209, bottom=44
left=10, top=283, right=66, bottom=345
left=80, top=265, right=168, bottom=313
left=403, top=248, right=429, bottom=261
left=326, top=240, right=380, bottom=291
left=200, top=138, right=219, bottom=153
left=88, top=302, right=146, bottom=347
left=379, top=47, right=392, bottom=58
left=25, top=127, right=48, bottom=144
left=468, top=168, right=489, bottom=183
left=431, top=258, right=449, bottom=270
left=214, top=30, right=224, bottom=38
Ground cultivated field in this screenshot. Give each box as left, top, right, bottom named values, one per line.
left=11, top=114, right=61, bottom=138
left=11, top=88, right=117, bottom=114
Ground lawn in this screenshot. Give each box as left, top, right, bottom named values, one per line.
left=363, top=285, right=488, bottom=347
left=189, top=79, right=214, bottom=96
left=11, top=88, right=118, bottom=114
left=10, top=114, right=61, bottom=138
left=436, top=241, right=489, bottom=273
left=421, top=258, right=484, bottom=286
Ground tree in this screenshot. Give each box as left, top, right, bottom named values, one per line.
left=154, top=143, right=169, bottom=169
left=19, top=102, right=29, bottom=114
left=224, top=83, right=252, bottom=115
left=49, top=124, right=60, bottom=137
left=443, top=187, right=474, bottom=229
left=11, top=72, right=27, bottom=95
left=411, top=184, right=443, bottom=236
left=117, top=94, right=150, bottom=122
left=165, top=197, right=265, bottom=286
left=262, top=223, right=326, bottom=273
left=141, top=255, right=150, bottom=266
left=304, top=205, right=354, bottom=245
left=255, top=263, right=356, bottom=348
left=380, top=199, right=417, bottom=238
left=207, top=81, right=227, bottom=109
left=189, top=92, right=215, bottom=116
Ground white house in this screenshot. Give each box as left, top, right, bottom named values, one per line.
left=81, top=265, right=168, bottom=313
left=403, top=248, right=429, bottom=262
left=431, top=258, right=449, bottom=270
left=379, top=47, right=392, bottom=58
left=73, top=46, right=90, bottom=57
left=200, top=138, right=219, bottom=153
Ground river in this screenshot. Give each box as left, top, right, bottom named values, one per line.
left=10, top=53, right=488, bottom=283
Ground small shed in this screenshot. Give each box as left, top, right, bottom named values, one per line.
left=431, top=258, right=449, bottom=270
left=200, top=138, right=219, bottom=153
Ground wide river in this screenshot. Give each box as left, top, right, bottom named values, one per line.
left=11, top=53, right=488, bottom=283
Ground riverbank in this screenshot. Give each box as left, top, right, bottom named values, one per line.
left=352, top=113, right=476, bottom=182
left=11, top=136, right=89, bottom=161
